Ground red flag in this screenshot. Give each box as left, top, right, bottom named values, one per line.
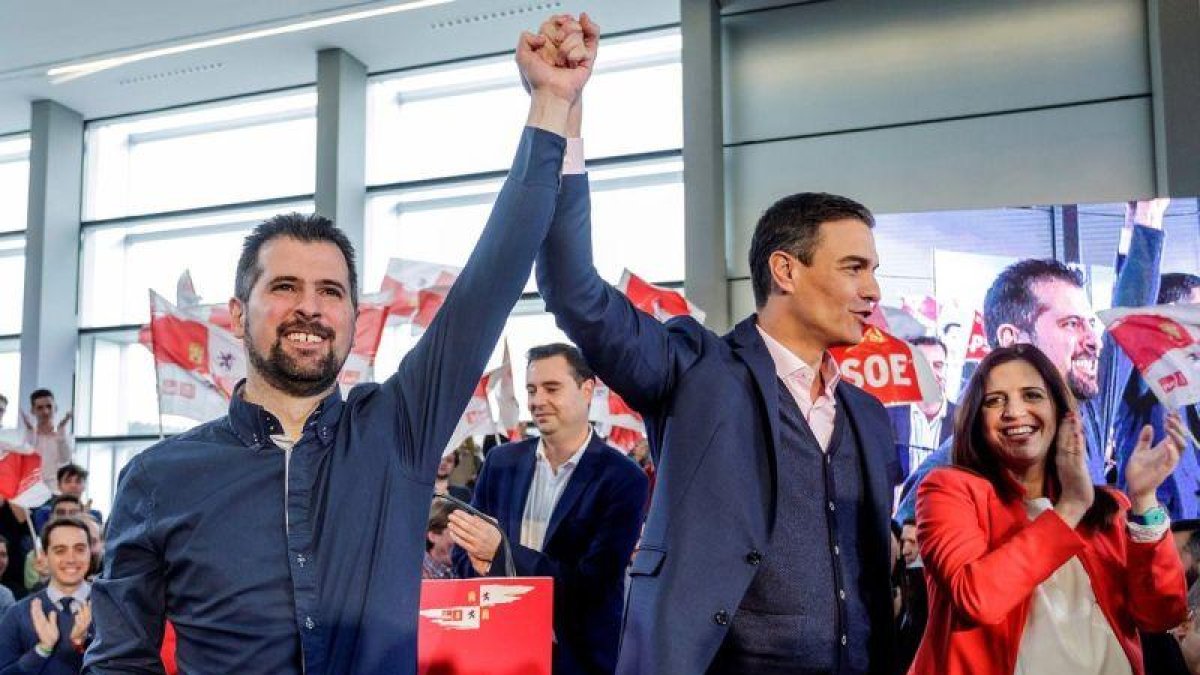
left=830, top=326, right=943, bottom=406
left=149, top=291, right=244, bottom=422
left=1099, top=303, right=1200, bottom=409
left=965, top=310, right=990, bottom=362
left=381, top=259, right=461, bottom=333
left=486, top=341, right=522, bottom=441
left=0, top=433, right=52, bottom=508
left=617, top=270, right=706, bottom=323
left=590, top=380, right=645, bottom=441
left=337, top=291, right=394, bottom=393
left=444, top=375, right=498, bottom=455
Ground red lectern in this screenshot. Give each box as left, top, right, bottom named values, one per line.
left=418, top=577, right=553, bottom=675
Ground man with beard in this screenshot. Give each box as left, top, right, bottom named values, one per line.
left=895, top=202, right=1165, bottom=523
left=86, top=19, right=596, bottom=674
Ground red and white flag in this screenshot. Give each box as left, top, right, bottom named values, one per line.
left=589, top=382, right=645, bottom=453
left=901, top=295, right=940, bottom=333
left=617, top=270, right=706, bottom=323
left=487, top=341, right=523, bottom=441
left=830, top=325, right=943, bottom=407
left=381, top=259, right=461, bottom=335
left=149, top=290, right=246, bottom=422
left=445, top=376, right=498, bottom=456
left=1099, top=303, right=1200, bottom=409
left=965, top=310, right=991, bottom=362
left=337, top=291, right=393, bottom=394
left=0, top=431, right=51, bottom=508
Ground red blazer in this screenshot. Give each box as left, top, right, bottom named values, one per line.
left=909, top=467, right=1187, bottom=675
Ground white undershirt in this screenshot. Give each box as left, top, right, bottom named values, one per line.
left=1014, top=497, right=1131, bottom=675
left=519, top=432, right=590, bottom=552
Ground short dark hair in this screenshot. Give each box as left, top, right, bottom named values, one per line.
left=50, top=494, right=82, bottom=511
left=29, top=388, right=53, bottom=407
left=235, top=213, right=359, bottom=309
left=901, top=518, right=917, bottom=528
left=982, top=259, right=1084, bottom=348
left=426, top=502, right=457, bottom=551
left=748, top=192, right=875, bottom=308
left=526, top=343, right=595, bottom=384
left=41, top=516, right=92, bottom=551
left=908, top=335, right=947, bottom=357
left=952, top=344, right=1117, bottom=531
left=57, top=464, right=88, bottom=484
left=1159, top=272, right=1200, bottom=305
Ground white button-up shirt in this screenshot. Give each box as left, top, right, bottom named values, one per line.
left=520, top=431, right=592, bottom=551
left=757, top=325, right=841, bottom=450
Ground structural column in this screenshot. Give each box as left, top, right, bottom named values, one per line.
left=681, top=0, right=730, bottom=331
left=20, top=100, right=83, bottom=411
left=1148, top=0, right=1200, bottom=196
left=315, top=47, right=368, bottom=288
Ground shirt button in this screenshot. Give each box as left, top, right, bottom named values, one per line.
left=841, top=634, right=847, bottom=646
left=839, top=589, right=846, bottom=600
left=305, top=616, right=315, bottom=630
left=297, top=554, right=306, bottom=567
left=828, top=501, right=836, bottom=512
left=833, top=546, right=840, bottom=556
left=713, top=610, right=729, bottom=626
left=744, top=550, right=762, bottom=566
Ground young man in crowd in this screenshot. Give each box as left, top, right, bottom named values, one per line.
left=20, top=390, right=72, bottom=492
left=25, top=496, right=86, bottom=593
left=32, top=466, right=102, bottom=534
left=0, top=518, right=93, bottom=674
left=422, top=503, right=456, bottom=581
left=450, top=343, right=647, bottom=675
left=88, top=18, right=597, bottom=674
left=0, top=537, right=14, bottom=615
left=887, top=335, right=955, bottom=483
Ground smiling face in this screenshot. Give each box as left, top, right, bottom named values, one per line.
left=1026, top=279, right=1101, bottom=400
left=526, top=355, right=594, bottom=441
left=768, top=218, right=881, bottom=351
left=43, top=524, right=91, bottom=592
left=980, top=359, right=1060, bottom=475
left=230, top=237, right=355, bottom=398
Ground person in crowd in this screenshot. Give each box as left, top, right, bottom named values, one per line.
left=0, top=518, right=94, bottom=674
left=889, top=336, right=956, bottom=483
left=26, top=496, right=84, bottom=592
left=32, top=466, right=102, bottom=535
left=536, top=19, right=896, bottom=670
left=897, top=200, right=1167, bottom=522
left=20, top=390, right=72, bottom=492
left=0, top=501, right=28, bottom=603
left=1178, top=584, right=1200, bottom=675
left=422, top=503, right=456, bottom=581
left=87, top=18, right=596, bottom=673
left=450, top=343, right=647, bottom=675
left=433, top=447, right=471, bottom=504
left=899, top=519, right=919, bottom=568
left=0, top=537, right=14, bottom=615
left=911, top=344, right=1187, bottom=674
left=1116, top=272, right=1200, bottom=519
left=894, top=517, right=927, bottom=674
left=1140, top=518, right=1200, bottom=674
left=0, top=395, right=7, bottom=428
left=1176, top=519, right=1200, bottom=587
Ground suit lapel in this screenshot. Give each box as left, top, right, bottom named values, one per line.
left=728, top=318, right=782, bottom=467
left=508, top=443, right=538, bottom=544
left=543, top=435, right=601, bottom=548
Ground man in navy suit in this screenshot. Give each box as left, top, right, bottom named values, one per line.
left=0, top=518, right=94, bottom=674
left=886, top=336, right=956, bottom=484
left=450, top=343, right=647, bottom=675
left=533, top=25, right=897, bottom=671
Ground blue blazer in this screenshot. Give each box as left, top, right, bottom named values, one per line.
left=455, top=436, right=647, bottom=675
left=887, top=402, right=956, bottom=484
left=1115, top=376, right=1200, bottom=519
left=536, top=175, right=898, bottom=675
left=0, top=590, right=90, bottom=675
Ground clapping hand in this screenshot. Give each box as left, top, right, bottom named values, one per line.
left=29, top=598, right=58, bottom=653
left=1125, top=413, right=1186, bottom=513
left=1054, top=412, right=1094, bottom=528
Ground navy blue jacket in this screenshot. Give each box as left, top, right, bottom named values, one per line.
left=85, top=127, right=566, bottom=674
left=1115, top=376, right=1200, bottom=519
left=455, top=435, right=647, bottom=675
left=536, top=175, right=898, bottom=675
left=887, top=403, right=956, bottom=484
left=0, top=589, right=92, bottom=675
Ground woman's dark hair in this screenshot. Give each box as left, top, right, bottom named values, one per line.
left=951, top=343, right=1118, bottom=531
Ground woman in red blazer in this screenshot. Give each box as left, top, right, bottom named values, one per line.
left=910, top=344, right=1188, bottom=675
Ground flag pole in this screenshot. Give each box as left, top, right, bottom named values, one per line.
left=24, top=509, right=41, bottom=556
left=149, top=291, right=165, bottom=440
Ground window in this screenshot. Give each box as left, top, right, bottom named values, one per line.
left=0, top=236, right=25, bottom=334
left=0, top=135, right=30, bottom=234
left=83, top=92, right=316, bottom=220
left=0, top=337, right=18, bottom=428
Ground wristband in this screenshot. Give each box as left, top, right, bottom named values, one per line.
left=34, top=644, right=52, bottom=658
left=1128, top=505, right=1167, bottom=527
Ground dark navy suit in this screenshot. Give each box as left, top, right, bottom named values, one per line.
left=456, top=435, right=647, bottom=675
left=0, top=589, right=92, bottom=675
left=886, top=403, right=956, bottom=485
left=536, top=175, right=898, bottom=674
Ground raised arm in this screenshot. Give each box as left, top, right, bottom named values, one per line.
left=385, top=26, right=591, bottom=480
